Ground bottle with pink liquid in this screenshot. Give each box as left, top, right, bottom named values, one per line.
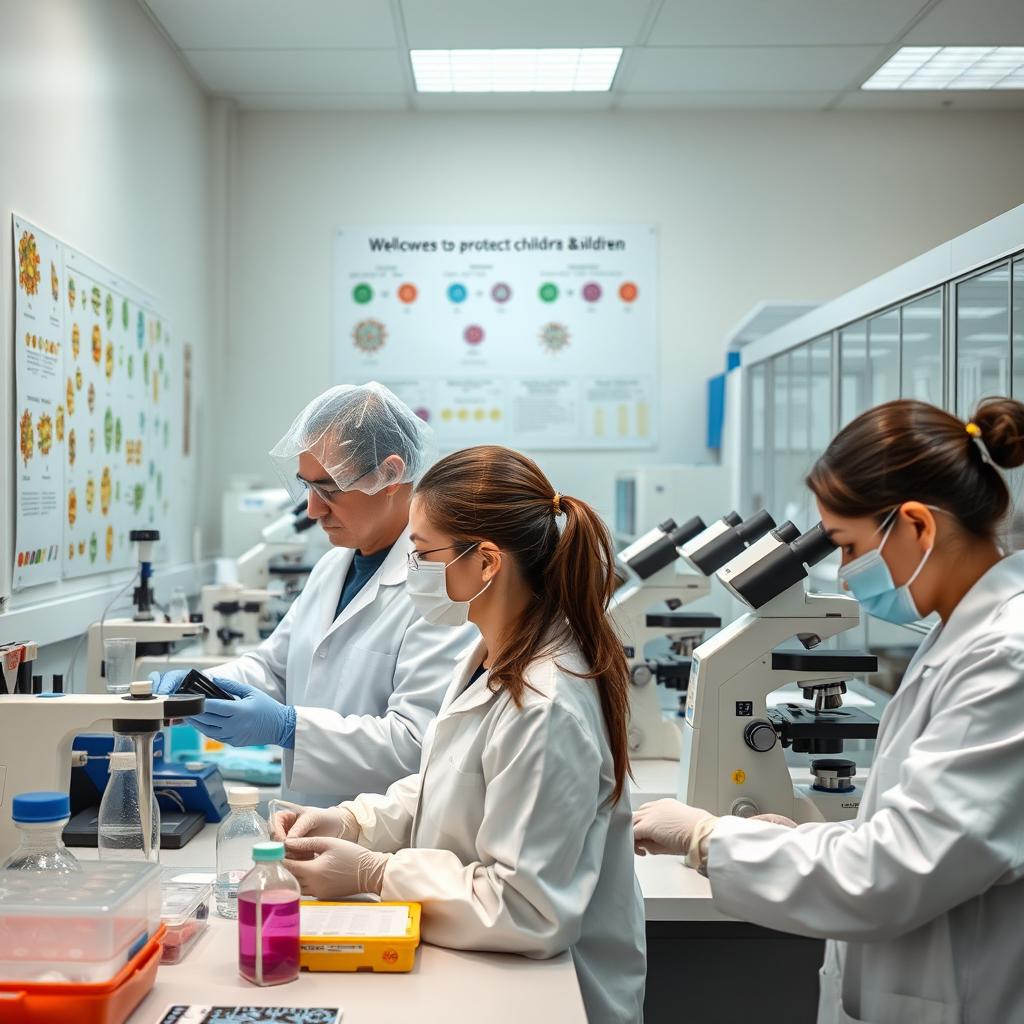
left=237, top=841, right=301, bottom=986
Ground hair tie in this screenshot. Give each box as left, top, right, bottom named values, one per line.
left=552, top=492, right=563, bottom=517
left=966, top=422, right=997, bottom=468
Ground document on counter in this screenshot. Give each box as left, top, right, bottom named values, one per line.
left=300, top=904, right=411, bottom=938
left=158, top=1008, right=342, bottom=1023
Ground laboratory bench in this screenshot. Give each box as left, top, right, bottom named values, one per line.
left=77, top=826, right=588, bottom=1024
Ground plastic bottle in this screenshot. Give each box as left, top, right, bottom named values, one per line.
left=216, top=786, right=270, bottom=918
left=97, top=751, right=161, bottom=862
left=0, top=792, right=80, bottom=873
left=237, top=841, right=301, bottom=986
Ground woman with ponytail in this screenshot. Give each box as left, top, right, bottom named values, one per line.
left=274, top=445, right=646, bottom=1024
left=634, top=397, right=1024, bottom=1024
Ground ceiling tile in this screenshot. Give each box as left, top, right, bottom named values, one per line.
left=835, top=89, right=1024, bottom=110
left=236, top=94, right=411, bottom=111
left=903, top=0, right=1024, bottom=45
left=626, top=46, right=884, bottom=93
left=399, top=0, right=654, bottom=48
left=412, top=92, right=615, bottom=112
left=183, top=49, right=407, bottom=94
left=615, top=91, right=833, bottom=110
left=142, top=0, right=397, bottom=49
left=648, top=0, right=926, bottom=46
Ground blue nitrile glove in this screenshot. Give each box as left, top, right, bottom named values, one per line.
left=188, top=676, right=296, bottom=748
left=149, top=669, right=189, bottom=695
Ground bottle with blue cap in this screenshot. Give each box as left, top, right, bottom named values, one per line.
left=0, top=792, right=80, bottom=873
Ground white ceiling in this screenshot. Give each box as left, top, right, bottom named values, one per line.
left=139, top=0, right=1024, bottom=111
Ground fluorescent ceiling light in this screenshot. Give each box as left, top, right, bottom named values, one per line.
left=862, top=46, right=1024, bottom=90
left=411, top=48, right=622, bottom=93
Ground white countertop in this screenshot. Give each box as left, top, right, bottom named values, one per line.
left=78, top=826, right=587, bottom=1024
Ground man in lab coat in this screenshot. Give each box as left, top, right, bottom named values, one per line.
left=152, top=382, right=476, bottom=806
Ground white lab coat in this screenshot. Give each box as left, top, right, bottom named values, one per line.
left=213, top=537, right=477, bottom=807
left=343, top=638, right=647, bottom=1024
left=707, top=551, right=1024, bottom=1024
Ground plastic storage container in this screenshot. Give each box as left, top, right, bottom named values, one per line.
left=216, top=785, right=269, bottom=919
left=98, top=751, right=161, bottom=863
left=0, top=792, right=80, bottom=874
left=0, top=925, right=165, bottom=1024
left=237, top=841, right=300, bottom=986
left=160, top=869, right=213, bottom=965
left=0, top=861, right=162, bottom=984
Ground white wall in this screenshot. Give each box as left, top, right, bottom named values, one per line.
left=0, top=0, right=214, bottom=649
left=224, top=109, right=1024, bottom=520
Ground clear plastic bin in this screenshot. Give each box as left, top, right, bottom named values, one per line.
left=0, top=861, right=161, bottom=984
left=160, top=869, right=213, bottom=965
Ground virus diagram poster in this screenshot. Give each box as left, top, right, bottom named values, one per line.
left=12, top=215, right=181, bottom=591
left=333, top=225, right=657, bottom=450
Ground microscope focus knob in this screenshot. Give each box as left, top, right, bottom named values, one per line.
left=630, top=663, right=654, bottom=687
left=730, top=797, right=760, bottom=818
left=743, top=719, right=778, bottom=753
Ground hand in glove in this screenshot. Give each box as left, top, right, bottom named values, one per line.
left=188, top=677, right=296, bottom=748
left=283, top=837, right=391, bottom=900
left=751, top=812, right=797, bottom=828
left=633, top=799, right=716, bottom=857
left=269, top=801, right=359, bottom=852
left=149, top=669, right=188, bottom=695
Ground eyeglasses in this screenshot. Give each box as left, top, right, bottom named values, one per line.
left=297, top=467, right=375, bottom=504
left=407, top=545, right=469, bottom=571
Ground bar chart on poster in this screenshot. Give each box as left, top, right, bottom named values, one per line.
left=333, top=225, right=657, bottom=450
left=12, top=215, right=188, bottom=592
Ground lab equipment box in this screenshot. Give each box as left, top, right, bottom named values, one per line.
left=299, top=901, right=421, bottom=972
left=0, top=861, right=162, bottom=983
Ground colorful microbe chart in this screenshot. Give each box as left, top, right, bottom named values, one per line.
left=491, top=282, right=512, bottom=303
left=619, top=281, right=639, bottom=303
left=352, top=283, right=374, bottom=304
left=352, top=318, right=387, bottom=354
left=447, top=282, right=468, bottom=303
left=464, top=324, right=485, bottom=346
left=397, top=283, right=418, bottom=304
left=539, top=321, right=570, bottom=354
left=581, top=282, right=602, bottom=303
left=538, top=282, right=559, bottom=303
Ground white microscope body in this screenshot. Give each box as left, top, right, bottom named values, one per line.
left=610, top=516, right=712, bottom=759
left=85, top=530, right=203, bottom=692
left=610, top=510, right=778, bottom=759
left=679, top=522, right=878, bottom=823
left=0, top=650, right=205, bottom=859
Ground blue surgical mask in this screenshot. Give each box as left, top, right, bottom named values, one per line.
left=837, top=507, right=934, bottom=626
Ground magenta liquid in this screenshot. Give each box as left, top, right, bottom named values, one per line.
left=237, top=890, right=300, bottom=985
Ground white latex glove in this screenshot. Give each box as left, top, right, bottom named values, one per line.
left=633, top=799, right=717, bottom=857
left=283, top=836, right=391, bottom=900
left=269, top=802, right=359, bottom=851
left=751, top=812, right=797, bottom=828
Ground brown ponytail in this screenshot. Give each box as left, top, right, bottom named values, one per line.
left=807, top=397, right=1024, bottom=536
left=415, top=446, right=631, bottom=804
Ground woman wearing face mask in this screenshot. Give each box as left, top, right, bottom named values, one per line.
left=633, top=397, right=1024, bottom=1024
left=274, top=445, right=646, bottom=1024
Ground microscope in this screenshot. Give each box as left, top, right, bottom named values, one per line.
left=199, top=498, right=317, bottom=658
left=610, top=510, right=777, bottom=758
left=85, top=530, right=203, bottom=692
left=0, top=641, right=205, bottom=859
left=679, top=521, right=879, bottom=823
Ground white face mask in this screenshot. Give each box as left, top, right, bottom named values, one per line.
left=406, top=543, right=491, bottom=627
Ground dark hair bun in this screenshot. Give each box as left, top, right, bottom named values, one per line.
left=971, top=397, right=1024, bottom=470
